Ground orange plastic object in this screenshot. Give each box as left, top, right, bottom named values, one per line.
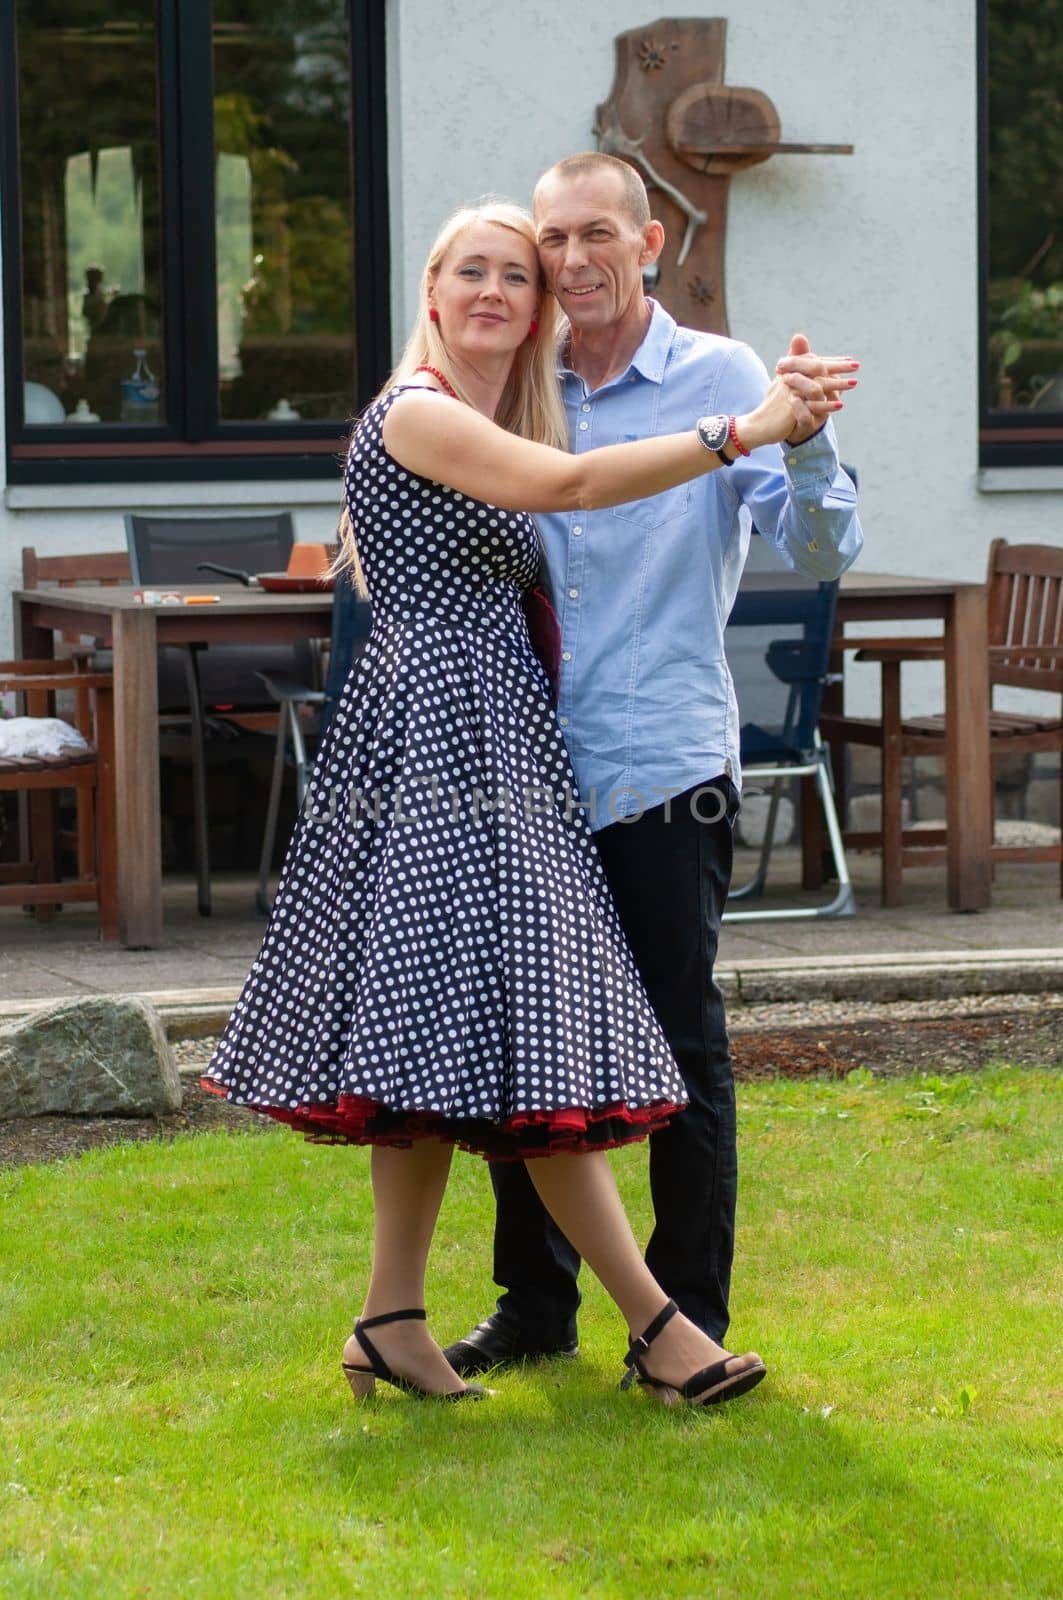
left=286, top=542, right=330, bottom=578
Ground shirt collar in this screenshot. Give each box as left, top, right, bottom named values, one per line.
left=557, top=298, right=677, bottom=388
left=629, top=299, right=676, bottom=384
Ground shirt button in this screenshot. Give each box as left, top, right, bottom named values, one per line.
left=568, top=587, right=579, bottom=598
left=572, top=524, right=583, bottom=536
left=561, top=650, right=572, bottom=662
left=581, top=402, right=591, bottom=413
left=559, top=716, right=570, bottom=727
left=786, top=454, right=797, bottom=465
left=578, top=421, right=589, bottom=432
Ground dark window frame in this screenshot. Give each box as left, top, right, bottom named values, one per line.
left=978, top=0, right=1063, bottom=469
left=1, top=0, right=390, bottom=485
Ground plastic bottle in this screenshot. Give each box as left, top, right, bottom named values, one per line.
left=121, top=348, right=161, bottom=423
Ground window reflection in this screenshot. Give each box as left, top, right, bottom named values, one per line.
left=213, top=4, right=357, bottom=423
left=986, top=0, right=1063, bottom=415
left=17, top=6, right=164, bottom=425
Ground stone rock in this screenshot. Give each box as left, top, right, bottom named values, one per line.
left=843, top=744, right=882, bottom=788
left=847, top=792, right=911, bottom=832
left=735, top=792, right=795, bottom=849
left=1025, top=776, right=1061, bottom=828
left=911, top=783, right=946, bottom=822
left=0, top=997, right=181, bottom=1119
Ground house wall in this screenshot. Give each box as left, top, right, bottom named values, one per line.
left=2, top=1, right=1060, bottom=720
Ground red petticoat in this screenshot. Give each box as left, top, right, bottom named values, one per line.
left=199, top=1078, right=683, bottom=1161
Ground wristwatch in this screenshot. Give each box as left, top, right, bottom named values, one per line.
left=695, top=413, right=735, bottom=465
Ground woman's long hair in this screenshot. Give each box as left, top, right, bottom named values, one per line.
left=336, top=200, right=566, bottom=586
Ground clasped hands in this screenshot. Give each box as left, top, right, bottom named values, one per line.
left=768, top=332, right=859, bottom=447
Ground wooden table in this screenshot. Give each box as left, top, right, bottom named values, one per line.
left=831, top=570, right=991, bottom=911
left=14, top=584, right=334, bottom=947
left=13, top=570, right=993, bottom=934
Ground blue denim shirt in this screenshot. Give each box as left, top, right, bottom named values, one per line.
left=536, top=302, right=863, bottom=827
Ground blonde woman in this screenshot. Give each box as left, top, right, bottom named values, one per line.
left=203, top=200, right=848, bottom=1408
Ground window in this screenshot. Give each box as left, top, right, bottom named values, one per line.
left=1, top=0, right=388, bottom=484
left=981, top=0, right=1063, bottom=466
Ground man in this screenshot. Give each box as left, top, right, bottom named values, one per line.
left=445, top=152, right=862, bottom=1373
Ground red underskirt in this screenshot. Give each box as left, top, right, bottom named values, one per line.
left=199, top=1078, right=683, bottom=1160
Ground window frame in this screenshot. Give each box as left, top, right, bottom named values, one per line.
left=1, top=0, right=390, bottom=485
left=978, top=0, right=1063, bottom=469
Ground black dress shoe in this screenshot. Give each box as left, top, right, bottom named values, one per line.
left=443, top=1313, right=579, bottom=1376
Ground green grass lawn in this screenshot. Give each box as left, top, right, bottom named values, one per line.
left=1, top=1066, right=1060, bottom=1599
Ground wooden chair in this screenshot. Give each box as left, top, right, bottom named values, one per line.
left=21, top=547, right=132, bottom=590
left=0, top=660, right=118, bottom=941
left=20, top=545, right=132, bottom=662
left=22, top=535, right=320, bottom=918
left=821, top=539, right=1063, bottom=904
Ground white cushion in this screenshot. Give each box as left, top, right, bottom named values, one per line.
left=0, top=717, right=91, bottom=760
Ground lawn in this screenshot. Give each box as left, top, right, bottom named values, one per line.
left=1, top=1066, right=1060, bottom=1599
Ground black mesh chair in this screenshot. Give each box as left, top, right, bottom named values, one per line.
left=723, top=533, right=854, bottom=921
left=255, top=569, right=372, bottom=914
left=124, top=512, right=319, bottom=916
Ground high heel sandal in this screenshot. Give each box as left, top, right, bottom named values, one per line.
left=621, top=1299, right=767, bottom=1408
left=341, top=1308, right=488, bottom=1402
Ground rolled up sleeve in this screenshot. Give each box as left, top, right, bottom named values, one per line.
left=715, top=343, right=864, bottom=579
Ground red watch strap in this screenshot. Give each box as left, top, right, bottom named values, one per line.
left=728, top=416, right=751, bottom=457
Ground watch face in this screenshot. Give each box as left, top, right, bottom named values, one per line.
left=697, top=414, right=730, bottom=453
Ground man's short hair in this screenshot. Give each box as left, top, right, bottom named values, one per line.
left=535, top=153, right=651, bottom=229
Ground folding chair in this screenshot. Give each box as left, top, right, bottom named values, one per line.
left=723, top=540, right=854, bottom=921
left=255, top=570, right=372, bottom=914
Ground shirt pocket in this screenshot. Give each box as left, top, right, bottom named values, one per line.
left=611, top=435, right=692, bottom=529
left=612, top=484, right=692, bottom=530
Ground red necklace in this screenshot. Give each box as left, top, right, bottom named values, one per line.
left=414, top=363, right=458, bottom=398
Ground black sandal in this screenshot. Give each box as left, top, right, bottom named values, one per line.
left=621, top=1299, right=767, bottom=1407
left=342, top=1308, right=488, bottom=1402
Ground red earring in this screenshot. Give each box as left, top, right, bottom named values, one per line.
left=429, top=307, right=439, bottom=323
left=527, top=319, right=539, bottom=338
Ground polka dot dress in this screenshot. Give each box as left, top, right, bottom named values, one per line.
left=201, top=387, right=687, bottom=1159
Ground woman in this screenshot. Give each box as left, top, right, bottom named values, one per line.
left=203, top=201, right=848, bottom=1408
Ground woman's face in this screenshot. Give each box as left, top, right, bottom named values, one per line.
left=428, top=222, right=540, bottom=359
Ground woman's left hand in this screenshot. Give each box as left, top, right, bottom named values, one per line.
left=775, top=333, right=860, bottom=445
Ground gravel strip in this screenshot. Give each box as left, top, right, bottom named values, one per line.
left=727, top=989, right=1063, bottom=1032
left=172, top=990, right=1063, bottom=1059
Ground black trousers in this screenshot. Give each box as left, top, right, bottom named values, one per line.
left=490, top=777, right=739, bottom=1344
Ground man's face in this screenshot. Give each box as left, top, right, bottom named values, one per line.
left=534, top=171, right=662, bottom=333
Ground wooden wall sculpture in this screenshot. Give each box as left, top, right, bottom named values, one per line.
left=596, top=18, right=852, bottom=334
